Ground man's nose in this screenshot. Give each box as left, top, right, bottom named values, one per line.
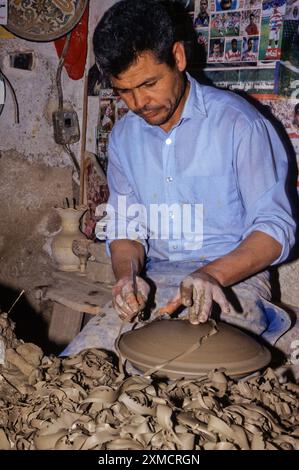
left=132, top=89, right=149, bottom=110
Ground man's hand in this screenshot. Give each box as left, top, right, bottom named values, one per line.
left=159, top=271, right=230, bottom=324
left=112, top=276, right=150, bottom=322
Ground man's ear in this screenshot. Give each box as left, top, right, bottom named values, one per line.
left=172, top=41, right=187, bottom=72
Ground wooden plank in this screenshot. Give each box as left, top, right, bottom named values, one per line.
left=43, top=273, right=112, bottom=314
left=52, top=270, right=113, bottom=289
left=48, top=303, right=84, bottom=345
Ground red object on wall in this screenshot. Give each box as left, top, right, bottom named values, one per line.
left=55, top=5, right=89, bottom=80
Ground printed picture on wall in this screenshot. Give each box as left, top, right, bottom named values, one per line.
left=225, top=36, right=242, bottom=60
left=195, top=26, right=210, bottom=54
left=240, top=9, right=261, bottom=35
left=212, top=0, right=240, bottom=11
left=99, top=99, right=116, bottom=132
left=210, top=11, right=241, bottom=37
left=243, top=0, right=262, bottom=8
left=255, top=95, right=299, bottom=189
left=205, top=64, right=277, bottom=93
left=194, top=0, right=210, bottom=26
left=209, top=37, right=225, bottom=60
left=259, top=0, right=286, bottom=61
left=242, top=35, right=259, bottom=60
left=278, top=1, right=299, bottom=95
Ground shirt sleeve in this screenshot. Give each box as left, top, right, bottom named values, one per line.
left=234, top=117, right=296, bottom=265
left=95, top=128, right=149, bottom=255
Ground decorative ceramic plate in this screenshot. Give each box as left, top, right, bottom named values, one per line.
left=4, top=0, right=88, bottom=42
left=117, top=319, right=271, bottom=379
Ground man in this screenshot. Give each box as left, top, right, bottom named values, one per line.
left=245, top=13, right=259, bottom=36
left=225, top=38, right=241, bottom=61
left=64, top=0, right=295, bottom=356
left=267, top=3, right=283, bottom=50
left=242, top=37, right=257, bottom=61
left=209, top=39, right=224, bottom=62
left=194, top=0, right=209, bottom=26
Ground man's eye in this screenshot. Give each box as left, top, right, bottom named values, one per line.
left=145, top=81, right=157, bottom=88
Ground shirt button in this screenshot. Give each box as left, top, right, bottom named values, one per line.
left=173, top=245, right=178, bottom=250
left=166, top=176, right=173, bottom=182
left=165, top=138, right=172, bottom=145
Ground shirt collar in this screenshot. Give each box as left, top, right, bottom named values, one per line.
left=182, top=72, right=207, bottom=120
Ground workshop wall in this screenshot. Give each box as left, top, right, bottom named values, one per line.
left=0, top=26, right=81, bottom=312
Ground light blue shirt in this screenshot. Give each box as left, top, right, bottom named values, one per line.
left=99, top=73, right=295, bottom=265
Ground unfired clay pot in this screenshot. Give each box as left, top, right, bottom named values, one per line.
left=117, top=319, right=271, bottom=379
left=52, top=207, right=87, bottom=272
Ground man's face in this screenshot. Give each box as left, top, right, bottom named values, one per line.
left=294, top=113, right=299, bottom=127
left=200, top=0, right=208, bottom=13
left=249, top=15, right=255, bottom=25
left=220, top=0, right=232, bottom=10
left=111, top=48, right=188, bottom=132
left=231, top=40, right=237, bottom=52
left=213, top=43, right=221, bottom=56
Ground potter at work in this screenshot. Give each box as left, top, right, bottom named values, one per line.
left=63, top=0, right=297, bottom=363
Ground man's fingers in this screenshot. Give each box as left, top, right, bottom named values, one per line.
left=180, top=278, right=193, bottom=306
left=136, top=278, right=150, bottom=299
left=189, top=288, right=212, bottom=324
left=213, top=287, right=230, bottom=314
left=112, top=276, right=150, bottom=321
left=136, top=292, right=147, bottom=310
left=198, top=293, right=213, bottom=323
left=113, top=294, right=135, bottom=320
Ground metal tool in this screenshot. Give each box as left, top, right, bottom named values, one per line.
left=130, top=259, right=145, bottom=321
left=130, top=259, right=138, bottom=298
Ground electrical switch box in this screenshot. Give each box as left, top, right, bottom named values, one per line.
left=52, top=109, right=80, bottom=145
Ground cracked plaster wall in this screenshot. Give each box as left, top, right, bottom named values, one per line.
left=0, top=33, right=81, bottom=322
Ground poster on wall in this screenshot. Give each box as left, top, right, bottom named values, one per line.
left=205, top=63, right=277, bottom=92
left=259, top=0, right=286, bottom=61
left=254, top=95, right=299, bottom=188
left=95, top=89, right=128, bottom=173
left=193, top=0, right=264, bottom=63
left=192, top=0, right=288, bottom=64
left=278, top=0, right=299, bottom=96
left=0, top=0, right=7, bottom=25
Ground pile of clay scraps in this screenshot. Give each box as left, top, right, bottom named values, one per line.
left=0, top=312, right=298, bottom=450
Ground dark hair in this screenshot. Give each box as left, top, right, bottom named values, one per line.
left=294, top=103, right=299, bottom=115
left=220, top=0, right=232, bottom=10
left=93, top=0, right=179, bottom=78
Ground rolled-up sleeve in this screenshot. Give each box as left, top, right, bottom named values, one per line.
left=95, top=129, right=149, bottom=255
left=234, top=117, right=296, bottom=264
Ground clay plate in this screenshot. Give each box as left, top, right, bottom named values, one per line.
left=117, top=319, right=271, bottom=379
left=5, top=0, right=88, bottom=42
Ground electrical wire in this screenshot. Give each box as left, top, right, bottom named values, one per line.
left=56, top=33, right=80, bottom=177
left=0, top=66, right=19, bottom=124
left=63, top=143, right=80, bottom=176
left=56, top=33, right=72, bottom=111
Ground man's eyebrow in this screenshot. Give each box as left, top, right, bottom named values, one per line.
left=114, top=76, right=160, bottom=92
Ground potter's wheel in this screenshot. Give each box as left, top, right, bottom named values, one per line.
left=117, top=320, right=271, bottom=379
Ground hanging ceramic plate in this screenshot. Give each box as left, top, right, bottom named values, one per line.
left=4, top=0, right=88, bottom=42
left=117, top=319, right=271, bottom=379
